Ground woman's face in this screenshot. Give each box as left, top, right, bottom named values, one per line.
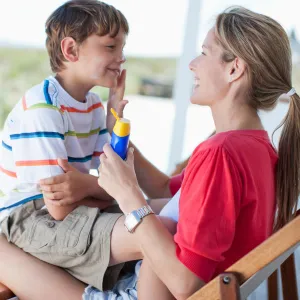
left=189, top=28, right=230, bottom=106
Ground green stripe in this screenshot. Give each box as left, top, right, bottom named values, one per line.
left=28, top=103, right=62, bottom=112
left=65, top=127, right=101, bottom=138
left=0, top=190, right=5, bottom=197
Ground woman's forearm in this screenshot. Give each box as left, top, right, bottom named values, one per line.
left=129, top=141, right=172, bottom=199
left=134, top=214, right=204, bottom=300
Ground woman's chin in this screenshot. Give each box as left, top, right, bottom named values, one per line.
left=190, top=94, right=201, bottom=105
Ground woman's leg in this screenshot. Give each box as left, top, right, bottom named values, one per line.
left=138, top=259, right=176, bottom=300
left=0, top=235, right=85, bottom=300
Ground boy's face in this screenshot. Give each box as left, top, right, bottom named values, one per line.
left=76, top=30, right=126, bottom=88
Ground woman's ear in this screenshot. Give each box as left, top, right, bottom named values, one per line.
left=228, top=57, right=246, bottom=83
left=60, top=37, right=79, bottom=63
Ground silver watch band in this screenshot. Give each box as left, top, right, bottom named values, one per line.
left=136, top=205, right=154, bottom=219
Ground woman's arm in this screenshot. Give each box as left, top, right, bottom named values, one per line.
left=134, top=213, right=204, bottom=300
left=138, top=259, right=176, bottom=300
left=129, top=141, right=172, bottom=199
left=98, top=145, right=204, bottom=300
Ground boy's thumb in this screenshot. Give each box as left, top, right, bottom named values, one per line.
left=58, top=158, right=76, bottom=172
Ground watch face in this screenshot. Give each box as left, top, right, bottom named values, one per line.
left=124, top=211, right=141, bottom=233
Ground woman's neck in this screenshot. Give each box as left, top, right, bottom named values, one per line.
left=211, top=99, right=264, bottom=133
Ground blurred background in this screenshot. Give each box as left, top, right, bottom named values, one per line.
left=0, top=0, right=300, bottom=173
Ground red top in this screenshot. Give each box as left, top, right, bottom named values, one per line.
left=169, top=130, right=278, bottom=283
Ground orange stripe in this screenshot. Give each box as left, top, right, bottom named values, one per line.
left=60, top=103, right=103, bottom=113
left=0, top=166, right=17, bottom=178
left=16, top=159, right=61, bottom=167
left=93, top=151, right=104, bottom=157
left=22, top=95, right=27, bottom=111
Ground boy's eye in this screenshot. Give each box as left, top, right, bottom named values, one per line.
left=107, top=45, right=116, bottom=49
left=201, top=52, right=206, bottom=56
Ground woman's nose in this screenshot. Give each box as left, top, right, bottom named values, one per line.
left=189, top=58, right=197, bottom=71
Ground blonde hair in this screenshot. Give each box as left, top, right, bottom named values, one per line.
left=45, top=0, right=129, bottom=73
left=215, top=6, right=300, bottom=231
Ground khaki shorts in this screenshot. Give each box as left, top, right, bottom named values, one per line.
left=0, top=199, right=123, bottom=291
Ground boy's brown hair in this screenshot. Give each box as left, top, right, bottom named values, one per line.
left=45, top=0, right=129, bottom=73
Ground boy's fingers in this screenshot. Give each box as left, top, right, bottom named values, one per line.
left=117, top=69, right=126, bottom=88
left=40, top=183, right=65, bottom=193
left=43, top=191, right=64, bottom=200
left=115, top=69, right=126, bottom=99
left=39, top=174, right=65, bottom=185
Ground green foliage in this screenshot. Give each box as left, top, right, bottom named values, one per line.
left=0, top=47, right=177, bottom=127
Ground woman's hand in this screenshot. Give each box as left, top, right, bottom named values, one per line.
left=107, top=69, right=129, bottom=134
left=98, top=144, right=146, bottom=213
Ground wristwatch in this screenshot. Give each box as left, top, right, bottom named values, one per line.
left=124, top=205, right=154, bottom=233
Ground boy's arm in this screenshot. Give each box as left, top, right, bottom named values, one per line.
left=11, top=106, right=70, bottom=220
left=39, top=159, right=113, bottom=207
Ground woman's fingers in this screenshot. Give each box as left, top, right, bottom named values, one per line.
left=126, top=147, right=135, bottom=168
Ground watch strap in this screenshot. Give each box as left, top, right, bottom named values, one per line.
left=136, top=205, right=154, bottom=219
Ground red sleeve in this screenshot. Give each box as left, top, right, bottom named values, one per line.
left=169, top=169, right=185, bottom=196
left=174, top=146, right=241, bottom=283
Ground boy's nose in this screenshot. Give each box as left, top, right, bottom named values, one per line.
left=120, top=53, right=126, bottom=64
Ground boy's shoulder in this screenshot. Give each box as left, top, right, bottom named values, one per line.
left=23, top=77, right=60, bottom=110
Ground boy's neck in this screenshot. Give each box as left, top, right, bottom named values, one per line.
left=55, top=72, right=93, bottom=103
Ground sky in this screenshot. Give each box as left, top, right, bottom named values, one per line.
left=0, top=0, right=299, bottom=57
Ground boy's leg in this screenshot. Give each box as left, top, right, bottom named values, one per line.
left=0, top=199, right=123, bottom=291
left=0, top=235, right=85, bottom=300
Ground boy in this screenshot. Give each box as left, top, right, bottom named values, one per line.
left=0, top=0, right=130, bottom=291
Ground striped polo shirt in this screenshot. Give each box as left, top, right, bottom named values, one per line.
left=0, top=76, right=109, bottom=222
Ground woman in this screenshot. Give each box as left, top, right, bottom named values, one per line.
left=0, top=6, right=299, bottom=300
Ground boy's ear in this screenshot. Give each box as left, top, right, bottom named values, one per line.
left=60, top=37, right=79, bottom=63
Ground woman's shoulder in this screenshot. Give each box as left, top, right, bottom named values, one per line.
left=197, top=129, right=271, bottom=151
left=191, top=129, right=275, bottom=166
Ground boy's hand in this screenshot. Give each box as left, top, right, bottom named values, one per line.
left=39, top=159, right=90, bottom=206
left=107, top=69, right=128, bottom=134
